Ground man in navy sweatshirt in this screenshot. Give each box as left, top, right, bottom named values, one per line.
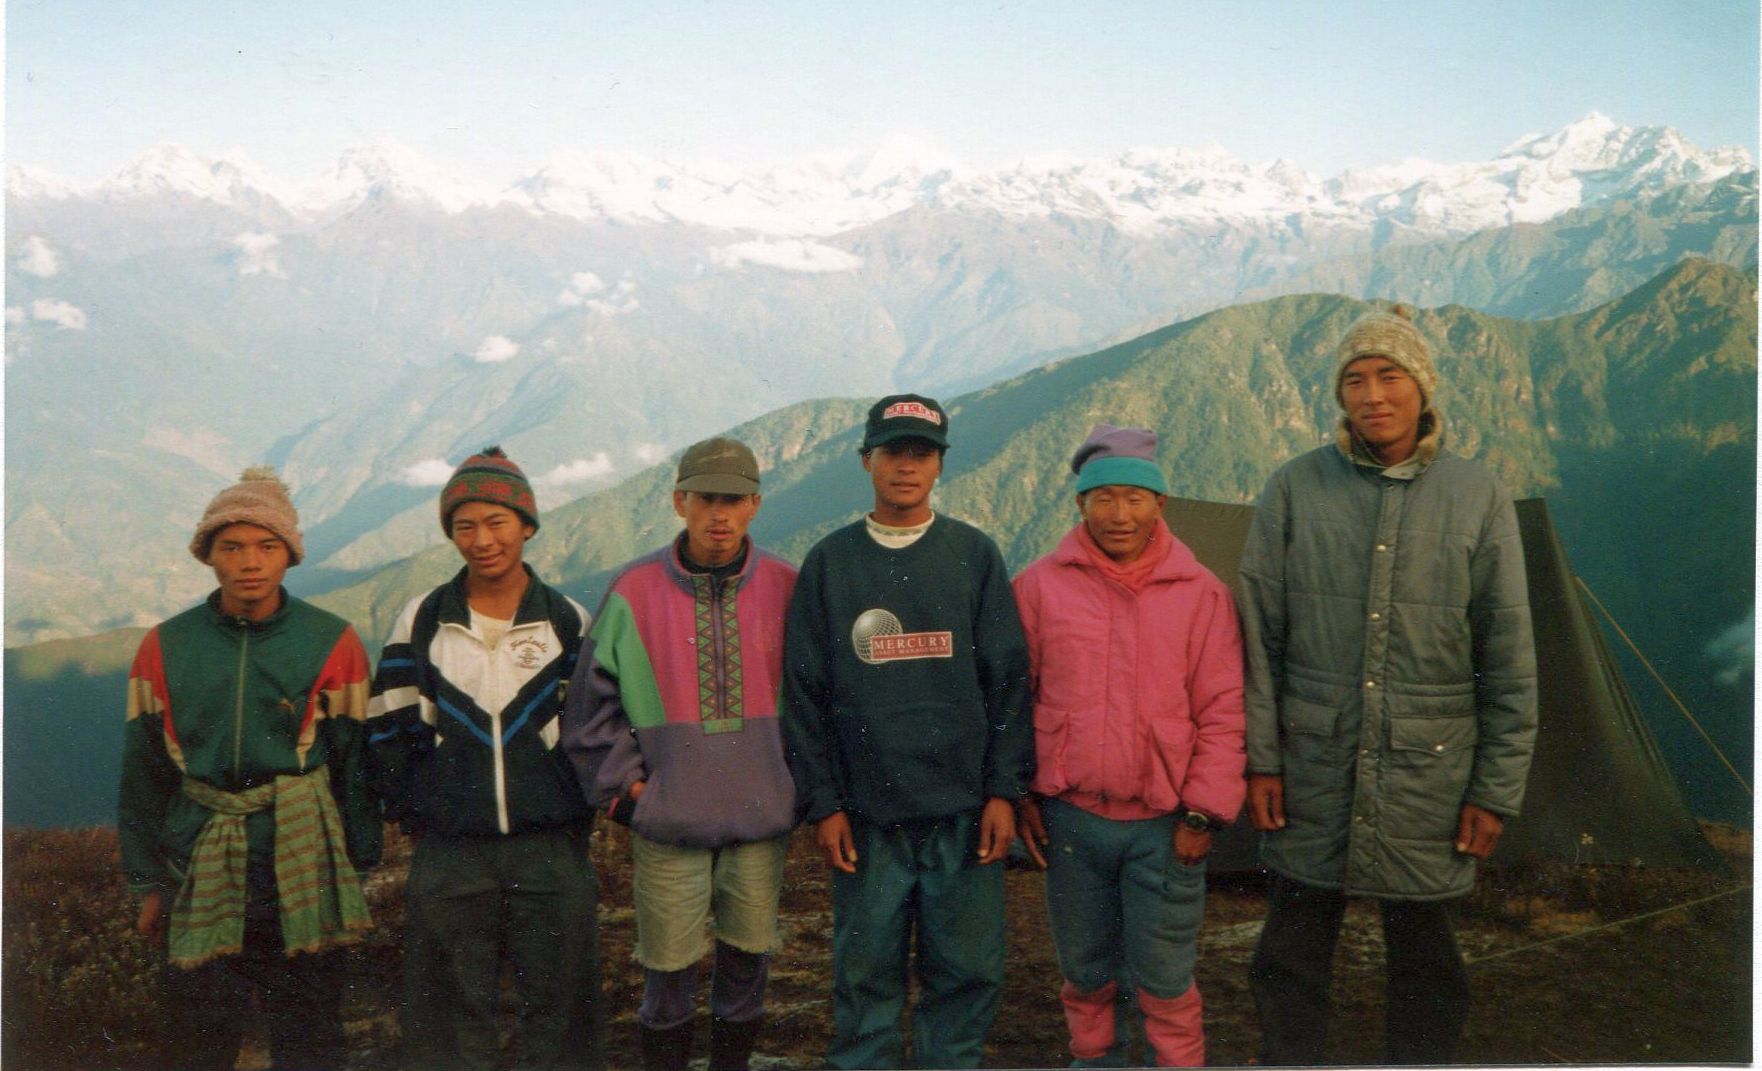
left=780, top=393, right=1034, bottom=1070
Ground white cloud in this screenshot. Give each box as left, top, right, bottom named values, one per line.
left=631, top=441, right=668, bottom=465
left=31, top=299, right=87, bottom=330
left=473, top=335, right=521, bottom=363
left=556, top=271, right=606, bottom=306
left=710, top=238, right=862, bottom=274
left=17, top=235, right=61, bottom=277
left=232, top=231, right=285, bottom=277
left=1705, top=612, right=1753, bottom=687
left=536, top=454, right=615, bottom=486
left=562, top=274, right=640, bottom=317
left=5, top=306, right=24, bottom=325
left=398, top=458, right=456, bottom=486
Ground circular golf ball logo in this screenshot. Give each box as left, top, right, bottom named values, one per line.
left=851, top=608, right=903, bottom=665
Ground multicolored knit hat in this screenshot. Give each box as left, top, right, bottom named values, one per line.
left=189, top=466, right=305, bottom=565
left=1333, top=304, right=1438, bottom=411
left=439, top=446, right=539, bottom=534
left=1071, top=424, right=1168, bottom=495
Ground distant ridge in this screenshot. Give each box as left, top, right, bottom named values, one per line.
left=6, top=117, right=1755, bottom=651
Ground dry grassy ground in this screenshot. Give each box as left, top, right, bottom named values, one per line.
left=4, top=822, right=1749, bottom=1069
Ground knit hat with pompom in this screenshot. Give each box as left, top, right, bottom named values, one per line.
left=189, top=466, right=305, bottom=565
left=439, top=446, right=540, bottom=534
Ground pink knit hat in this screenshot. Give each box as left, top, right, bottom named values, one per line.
left=189, top=466, right=305, bottom=565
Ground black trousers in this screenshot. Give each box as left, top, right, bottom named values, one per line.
left=1249, top=872, right=1470, bottom=1065
left=159, top=862, right=347, bottom=1071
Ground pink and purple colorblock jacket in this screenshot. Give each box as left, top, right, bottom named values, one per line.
left=1013, top=519, right=1247, bottom=824
left=562, top=538, right=799, bottom=847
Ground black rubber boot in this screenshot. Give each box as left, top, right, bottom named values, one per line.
left=639, top=1021, right=693, bottom=1071
left=708, top=1015, right=761, bottom=1071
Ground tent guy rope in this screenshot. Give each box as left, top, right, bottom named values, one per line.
left=1574, top=576, right=1752, bottom=796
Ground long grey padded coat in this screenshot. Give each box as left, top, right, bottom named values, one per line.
left=1237, top=434, right=1538, bottom=900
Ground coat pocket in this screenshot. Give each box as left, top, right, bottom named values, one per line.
left=1278, top=694, right=1354, bottom=834
left=1143, top=715, right=1196, bottom=813
left=1383, top=714, right=1477, bottom=840
left=1032, top=703, right=1073, bottom=796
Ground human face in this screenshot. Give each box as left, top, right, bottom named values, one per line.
left=449, top=501, right=534, bottom=584
left=208, top=523, right=291, bottom=621
left=672, top=490, right=761, bottom=567
left=862, top=439, right=942, bottom=525
left=1078, top=485, right=1168, bottom=564
left=1340, top=356, right=1424, bottom=464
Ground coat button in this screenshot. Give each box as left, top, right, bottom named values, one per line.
left=1365, top=679, right=1377, bottom=688
left=1376, top=543, right=1389, bottom=552
left=1369, top=611, right=1381, bottom=621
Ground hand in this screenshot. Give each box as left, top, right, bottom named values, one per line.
left=135, top=890, right=166, bottom=939
left=1247, top=773, right=1286, bottom=831
left=977, top=797, right=1016, bottom=865
left=816, top=812, right=859, bottom=873
left=629, top=780, right=646, bottom=800
left=1015, top=796, right=1049, bottom=870
left=1455, top=804, right=1504, bottom=858
left=1174, top=825, right=1212, bottom=865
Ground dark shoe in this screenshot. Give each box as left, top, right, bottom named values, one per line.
left=640, top=1021, right=693, bottom=1071
left=708, top=1015, right=760, bottom=1071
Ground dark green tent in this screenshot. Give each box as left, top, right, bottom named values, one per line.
left=1162, top=496, right=1725, bottom=871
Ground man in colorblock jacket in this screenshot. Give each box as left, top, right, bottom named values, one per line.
left=564, top=436, right=798, bottom=1071
left=119, top=466, right=380, bottom=1071
left=366, top=447, right=602, bottom=1071
left=1014, top=424, right=1246, bottom=1068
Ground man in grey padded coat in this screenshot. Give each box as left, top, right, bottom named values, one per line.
left=1237, top=304, right=1538, bottom=1065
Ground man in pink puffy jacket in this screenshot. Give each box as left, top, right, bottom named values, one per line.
left=1014, top=424, right=1247, bottom=1067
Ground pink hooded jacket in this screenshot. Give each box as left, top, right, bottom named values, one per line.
left=1014, top=519, right=1247, bottom=823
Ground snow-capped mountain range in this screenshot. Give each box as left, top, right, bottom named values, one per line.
left=12, top=113, right=1751, bottom=238
left=5, top=114, right=1756, bottom=648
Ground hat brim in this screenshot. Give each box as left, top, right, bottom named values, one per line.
left=863, top=428, right=949, bottom=451
left=675, top=474, right=761, bottom=495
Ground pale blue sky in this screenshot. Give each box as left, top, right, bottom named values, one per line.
left=8, top=1, right=1758, bottom=183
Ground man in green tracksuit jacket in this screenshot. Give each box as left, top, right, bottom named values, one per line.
left=119, top=467, right=380, bottom=1071
left=780, top=393, right=1034, bottom=1070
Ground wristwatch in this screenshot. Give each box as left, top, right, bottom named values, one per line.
left=1178, top=809, right=1221, bottom=833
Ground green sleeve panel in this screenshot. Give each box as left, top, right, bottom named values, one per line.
left=587, top=593, right=668, bottom=730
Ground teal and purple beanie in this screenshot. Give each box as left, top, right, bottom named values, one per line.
left=1072, top=424, right=1168, bottom=495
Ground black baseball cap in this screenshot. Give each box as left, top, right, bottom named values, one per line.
left=863, top=393, right=950, bottom=451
